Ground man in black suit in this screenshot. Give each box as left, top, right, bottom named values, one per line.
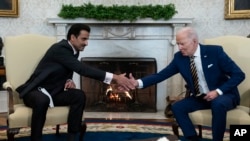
left=16, top=23, right=135, bottom=141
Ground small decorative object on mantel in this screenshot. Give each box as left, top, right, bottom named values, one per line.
left=0, top=37, right=3, bottom=66
left=58, top=3, right=177, bottom=22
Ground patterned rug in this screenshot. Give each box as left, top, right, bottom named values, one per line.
left=0, top=119, right=229, bottom=141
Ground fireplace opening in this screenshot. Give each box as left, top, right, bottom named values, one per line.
left=81, top=57, right=157, bottom=112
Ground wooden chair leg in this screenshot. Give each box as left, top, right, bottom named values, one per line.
left=197, top=125, right=202, bottom=138
left=7, top=128, right=20, bottom=141
left=79, top=121, right=87, bottom=141
left=56, top=124, right=60, bottom=136
left=171, top=121, right=180, bottom=138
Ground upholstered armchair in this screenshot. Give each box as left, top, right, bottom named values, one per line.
left=172, top=36, right=250, bottom=139
left=2, top=34, right=86, bottom=141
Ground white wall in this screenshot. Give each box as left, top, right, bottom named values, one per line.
left=0, top=0, right=249, bottom=39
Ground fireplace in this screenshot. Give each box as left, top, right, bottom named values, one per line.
left=81, top=57, right=157, bottom=112
left=47, top=18, right=193, bottom=111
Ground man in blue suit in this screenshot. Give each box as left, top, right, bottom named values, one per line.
left=130, top=27, right=245, bottom=141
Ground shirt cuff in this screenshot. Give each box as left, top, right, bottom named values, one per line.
left=216, top=88, right=223, bottom=95
left=104, top=72, right=113, bottom=84
left=137, top=79, right=143, bottom=89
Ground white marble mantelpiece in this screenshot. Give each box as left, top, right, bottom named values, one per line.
left=47, top=18, right=193, bottom=41
left=48, top=18, right=192, bottom=24
left=47, top=18, right=193, bottom=111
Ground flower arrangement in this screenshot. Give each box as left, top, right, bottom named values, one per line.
left=58, top=3, right=177, bottom=22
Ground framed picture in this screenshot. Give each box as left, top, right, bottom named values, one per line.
left=225, top=0, right=250, bottom=19
left=0, top=0, right=19, bottom=17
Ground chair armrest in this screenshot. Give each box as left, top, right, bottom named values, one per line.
left=2, top=81, right=15, bottom=114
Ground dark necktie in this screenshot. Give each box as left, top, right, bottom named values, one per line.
left=190, top=56, right=200, bottom=95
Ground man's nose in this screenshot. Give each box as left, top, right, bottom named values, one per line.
left=85, top=40, right=88, bottom=46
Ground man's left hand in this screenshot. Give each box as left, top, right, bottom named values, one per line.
left=64, top=79, right=76, bottom=90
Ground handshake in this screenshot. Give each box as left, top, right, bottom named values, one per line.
left=112, top=73, right=138, bottom=92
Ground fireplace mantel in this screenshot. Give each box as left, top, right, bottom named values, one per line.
left=47, top=18, right=193, bottom=25
left=47, top=18, right=193, bottom=42
left=47, top=17, right=193, bottom=111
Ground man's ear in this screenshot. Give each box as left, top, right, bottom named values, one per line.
left=70, top=34, right=77, bottom=41
left=193, top=39, right=199, bottom=46
left=70, top=34, right=74, bottom=40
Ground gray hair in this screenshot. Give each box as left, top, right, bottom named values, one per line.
left=177, top=27, right=199, bottom=41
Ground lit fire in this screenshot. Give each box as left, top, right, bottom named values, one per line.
left=105, top=85, right=132, bottom=101
left=124, top=91, right=132, bottom=99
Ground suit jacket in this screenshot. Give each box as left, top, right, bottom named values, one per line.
left=16, top=39, right=106, bottom=98
left=141, top=44, right=245, bottom=106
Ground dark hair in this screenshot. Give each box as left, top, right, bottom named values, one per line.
left=67, top=24, right=91, bottom=40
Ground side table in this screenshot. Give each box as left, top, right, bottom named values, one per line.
left=0, top=66, right=5, bottom=76
left=0, top=66, right=6, bottom=90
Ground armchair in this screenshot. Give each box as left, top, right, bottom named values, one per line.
left=2, top=34, right=86, bottom=141
left=172, top=35, right=250, bottom=139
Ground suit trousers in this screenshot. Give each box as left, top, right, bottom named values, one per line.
left=171, top=95, right=235, bottom=141
left=23, top=88, right=86, bottom=141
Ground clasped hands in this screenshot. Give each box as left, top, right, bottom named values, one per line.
left=112, top=73, right=138, bottom=92
left=64, top=79, right=76, bottom=91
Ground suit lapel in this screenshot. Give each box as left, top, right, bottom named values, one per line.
left=200, top=45, right=209, bottom=71
left=200, top=45, right=211, bottom=85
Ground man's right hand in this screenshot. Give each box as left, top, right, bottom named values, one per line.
left=113, top=73, right=135, bottom=91
left=128, top=73, right=139, bottom=88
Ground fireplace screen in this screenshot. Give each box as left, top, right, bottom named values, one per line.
left=81, top=57, right=157, bottom=112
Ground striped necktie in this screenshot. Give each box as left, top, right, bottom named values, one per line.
left=190, top=56, right=200, bottom=95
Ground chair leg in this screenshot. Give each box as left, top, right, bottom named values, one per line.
left=79, top=121, right=87, bottom=141
left=7, top=128, right=20, bottom=141
left=56, top=124, right=60, bottom=136
left=197, top=125, right=202, bottom=138
left=171, top=121, right=180, bottom=138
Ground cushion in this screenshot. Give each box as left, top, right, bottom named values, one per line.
left=8, top=104, right=70, bottom=128
left=189, top=106, right=250, bottom=129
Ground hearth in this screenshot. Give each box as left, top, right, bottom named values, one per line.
left=81, top=57, right=157, bottom=112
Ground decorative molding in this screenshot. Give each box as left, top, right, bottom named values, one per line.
left=103, top=26, right=136, bottom=39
